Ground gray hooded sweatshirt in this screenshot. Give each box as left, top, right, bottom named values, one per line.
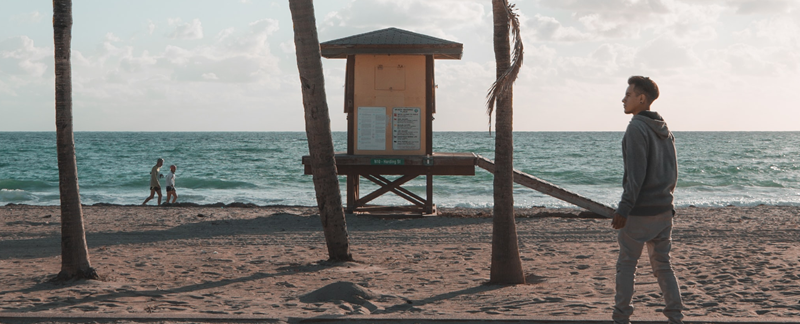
left=615, top=111, right=678, bottom=218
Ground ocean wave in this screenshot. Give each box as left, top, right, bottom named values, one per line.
left=0, top=179, right=55, bottom=190
left=0, top=189, right=36, bottom=202
left=178, top=178, right=259, bottom=189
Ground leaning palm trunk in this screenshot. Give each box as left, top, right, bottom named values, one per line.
left=488, top=0, right=525, bottom=284
left=288, top=0, right=353, bottom=261
left=53, top=0, right=98, bottom=281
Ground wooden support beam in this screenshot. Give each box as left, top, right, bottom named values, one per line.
left=363, top=174, right=426, bottom=207
left=346, top=174, right=359, bottom=213
left=425, top=174, right=433, bottom=214
left=355, top=174, right=418, bottom=208
left=475, top=155, right=616, bottom=218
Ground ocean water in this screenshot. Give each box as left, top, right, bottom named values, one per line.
left=1, top=132, right=799, bottom=209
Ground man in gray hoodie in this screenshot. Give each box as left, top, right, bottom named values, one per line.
left=611, top=76, right=683, bottom=324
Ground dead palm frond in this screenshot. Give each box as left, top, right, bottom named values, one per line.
left=486, top=0, right=523, bottom=131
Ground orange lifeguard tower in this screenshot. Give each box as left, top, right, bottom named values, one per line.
left=302, top=27, right=475, bottom=216
left=302, top=28, right=618, bottom=218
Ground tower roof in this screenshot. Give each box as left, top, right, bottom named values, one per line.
left=321, top=27, right=463, bottom=59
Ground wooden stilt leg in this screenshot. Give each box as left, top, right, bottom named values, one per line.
left=425, top=174, right=433, bottom=214
left=346, top=174, right=359, bottom=213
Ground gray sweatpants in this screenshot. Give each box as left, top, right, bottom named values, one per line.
left=613, top=210, right=684, bottom=324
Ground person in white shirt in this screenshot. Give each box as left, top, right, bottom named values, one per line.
left=164, top=165, right=178, bottom=204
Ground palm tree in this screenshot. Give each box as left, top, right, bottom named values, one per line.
left=52, top=0, right=98, bottom=281
left=288, top=0, right=353, bottom=262
left=487, top=0, right=525, bottom=284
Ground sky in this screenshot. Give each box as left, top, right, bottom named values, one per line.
left=1, top=0, right=799, bottom=132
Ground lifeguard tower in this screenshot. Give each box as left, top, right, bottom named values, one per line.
left=302, top=27, right=617, bottom=218
left=302, top=27, right=475, bottom=216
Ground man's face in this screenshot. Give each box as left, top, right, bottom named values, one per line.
left=171, top=165, right=176, bottom=173
left=622, top=84, right=646, bottom=115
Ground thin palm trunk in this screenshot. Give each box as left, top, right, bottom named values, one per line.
left=288, top=0, right=353, bottom=261
left=489, top=0, right=524, bottom=284
left=53, top=0, right=97, bottom=281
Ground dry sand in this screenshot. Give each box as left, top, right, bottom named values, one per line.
left=1, top=204, right=799, bottom=322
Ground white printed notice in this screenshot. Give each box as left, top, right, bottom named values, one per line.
left=357, top=107, right=386, bottom=150
left=392, top=107, right=421, bottom=151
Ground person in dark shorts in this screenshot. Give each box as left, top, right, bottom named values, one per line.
left=164, top=165, right=178, bottom=204
left=142, top=158, right=164, bottom=205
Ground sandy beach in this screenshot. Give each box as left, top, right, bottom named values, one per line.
left=1, top=204, right=799, bottom=322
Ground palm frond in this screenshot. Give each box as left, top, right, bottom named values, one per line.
left=486, top=1, right=524, bottom=131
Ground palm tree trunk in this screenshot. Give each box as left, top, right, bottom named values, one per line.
left=489, top=0, right=525, bottom=284
left=53, top=0, right=97, bottom=281
left=288, top=0, right=353, bottom=262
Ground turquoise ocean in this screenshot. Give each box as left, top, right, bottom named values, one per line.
left=1, top=132, right=799, bottom=209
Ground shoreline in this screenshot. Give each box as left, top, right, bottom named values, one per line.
left=2, top=204, right=799, bottom=320
left=6, top=201, right=800, bottom=211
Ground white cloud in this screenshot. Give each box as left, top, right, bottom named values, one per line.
left=280, top=41, right=295, bottom=54
left=704, top=43, right=794, bottom=76
left=119, top=50, right=157, bottom=73
left=105, top=32, right=121, bottom=42
left=529, top=14, right=593, bottom=42
left=66, top=16, right=284, bottom=116
left=540, top=0, right=671, bottom=39
left=534, top=0, right=727, bottom=44
left=147, top=20, right=156, bottom=35
left=167, top=18, right=204, bottom=40
left=321, top=0, right=484, bottom=39
left=635, top=34, right=699, bottom=71
left=0, top=36, right=51, bottom=77
left=726, top=0, right=794, bottom=14
left=740, top=16, right=800, bottom=46
left=216, top=27, right=236, bottom=42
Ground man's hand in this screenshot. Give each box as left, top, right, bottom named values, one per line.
left=611, top=213, right=627, bottom=229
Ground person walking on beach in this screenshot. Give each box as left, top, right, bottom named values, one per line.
left=142, top=158, right=164, bottom=206
left=164, top=165, right=178, bottom=204
left=611, top=76, right=683, bottom=324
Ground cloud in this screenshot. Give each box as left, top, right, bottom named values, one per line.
left=119, top=50, right=157, bottom=73
left=635, top=34, right=699, bottom=71
left=147, top=20, right=156, bottom=35
left=321, top=0, right=484, bottom=39
left=158, top=18, right=282, bottom=84
left=105, top=32, right=121, bottom=42
left=704, top=43, right=797, bottom=76
left=528, top=14, right=592, bottom=42
left=727, top=0, right=794, bottom=14
left=540, top=0, right=671, bottom=39
left=736, top=16, right=800, bottom=47
left=0, top=36, right=51, bottom=77
left=536, top=0, right=727, bottom=43
left=70, top=17, right=283, bottom=98
left=279, top=41, right=295, bottom=54
left=49, top=14, right=292, bottom=131
left=167, top=18, right=204, bottom=40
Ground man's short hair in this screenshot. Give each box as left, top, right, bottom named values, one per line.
left=627, top=76, right=659, bottom=103
left=157, top=158, right=164, bottom=163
